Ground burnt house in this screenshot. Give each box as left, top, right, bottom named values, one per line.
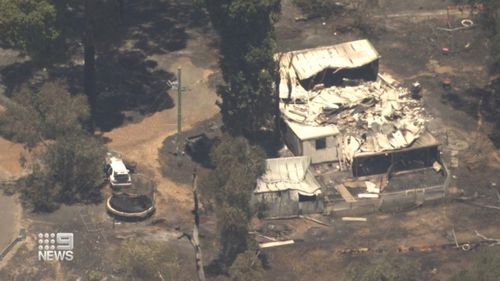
left=274, top=39, right=449, bottom=215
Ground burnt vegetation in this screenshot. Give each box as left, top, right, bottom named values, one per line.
left=1, top=0, right=500, bottom=281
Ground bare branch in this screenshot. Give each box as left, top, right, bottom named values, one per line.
left=475, top=230, right=500, bottom=246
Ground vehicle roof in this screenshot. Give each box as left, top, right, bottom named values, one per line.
left=109, top=157, right=129, bottom=174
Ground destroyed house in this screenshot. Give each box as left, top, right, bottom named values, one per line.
left=274, top=39, right=449, bottom=214
left=252, top=156, right=323, bottom=217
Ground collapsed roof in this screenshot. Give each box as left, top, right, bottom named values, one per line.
left=277, top=40, right=431, bottom=165
left=256, top=156, right=322, bottom=196
left=277, top=39, right=380, bottom=100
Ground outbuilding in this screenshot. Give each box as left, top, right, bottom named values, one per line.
left=253, top=156, right=323, bottom=217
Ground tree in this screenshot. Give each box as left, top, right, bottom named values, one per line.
left=42, top=131, right=105, bottom=202
left=178, top=171, right=206, bottom=281
left=205, top=0, right=281, bottom=136
left=0, top=81, right=105, bottom=211
left=480, top=1, right=500, bottom=73
left=81, top=0, right=121, bottom=131
left=1, top=0, right=121, bottom=131
left=23, top=131, right=106, bottom=211
left=215, top=251, right=265, bottom=281
left=201, top=135, right=266, bottom=267
left=0, top=81, right=89, bottom=148
left=345, top=253, right=420, bottom=281
left=0, top=0, right=59, bottom=64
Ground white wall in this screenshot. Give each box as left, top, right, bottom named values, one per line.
left=283, top=123, right=340, bottom=164
left=302, top=136, right=339, bottom=164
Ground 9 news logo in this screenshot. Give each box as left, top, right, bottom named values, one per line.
left=37, top=232, right=74, bottom=261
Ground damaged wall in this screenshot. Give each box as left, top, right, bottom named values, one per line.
left=252, top=190, right=324, bottom=217
left=252, top=191, right=299, bottom=217
left=281, top=120, right=303, bottom=156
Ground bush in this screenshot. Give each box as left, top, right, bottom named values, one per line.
left=0, top=81, right=89, bottom=148
left=115, top=241, right=180, bottom=281
left=21, top=132, right=106, bottom=211
left=450, top=248, right=500, bottom=281
left=0, top=81, right=105, bottom=211
left=215, top=250, right=265, bottom=281
left=86, top=271, right=104, bottom=281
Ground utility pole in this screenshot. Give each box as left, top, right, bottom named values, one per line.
left=176, top=67, right=182, bottom=166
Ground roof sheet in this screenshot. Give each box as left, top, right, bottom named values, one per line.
left=278, top=39, right=380, bottom=82
left=354, top=131, right=439, bottom=157
left=255, top=156, right=322, bottom=196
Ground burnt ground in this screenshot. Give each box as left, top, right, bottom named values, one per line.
left=0, top=202, right=201, bottom=281
left=261, top=0, right=500, bottom=280
left=158, top=114, right=222, bottom=185
left=1, top=0, right=220, bottom=280
left=1, top=0, right=500, bottom=280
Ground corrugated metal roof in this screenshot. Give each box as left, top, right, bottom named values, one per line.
left=354, top=131, right=439, bottom=157
left=278, top=39, right=380, bottom=81
left=255, top=156, right=322, bottom=196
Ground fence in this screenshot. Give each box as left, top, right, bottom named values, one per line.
left=324, top=165, right=451, bottom=216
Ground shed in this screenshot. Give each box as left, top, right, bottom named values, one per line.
left=253, top=156, right=323, bottom=217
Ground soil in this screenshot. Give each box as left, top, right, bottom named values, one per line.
left=262, top=0, right=500, bottom=280
left=0, top=2, right=220, bottom=279
left=1, top=0, right=500, bottom=280
left=102, top=28, right=220, bottom=226
left=0, top=137, right=25, bottom=180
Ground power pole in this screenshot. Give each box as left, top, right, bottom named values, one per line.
left=176, top=67, right=182, bottom=166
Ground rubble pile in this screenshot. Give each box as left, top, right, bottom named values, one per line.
left=281, top=75, right=429, bottom=163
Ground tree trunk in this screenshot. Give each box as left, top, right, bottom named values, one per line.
left=84, top=0, right=97, bottom=132
left=192, top=172, right=206, bottom=281
left=178, top=171, right=206, bottom=281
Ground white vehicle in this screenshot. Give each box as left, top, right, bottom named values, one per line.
left=104, top=152, right=132, bottom=187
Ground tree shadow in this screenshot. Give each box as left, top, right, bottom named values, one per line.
left=0, top=62, right=35, bottom=98
left=94, top=50, right=175, bottom=131
left=27, top=50, right=175, bottom=132
left=122, top=0, right=209, bottom=56
left=441, top=83, right=500, bottom=148
left=1, top=0, right=211, bottom=132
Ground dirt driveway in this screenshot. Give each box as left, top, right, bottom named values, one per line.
left=0, top=20, right=220, bottom=281
left=103, top=29, right=220, bottom=224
